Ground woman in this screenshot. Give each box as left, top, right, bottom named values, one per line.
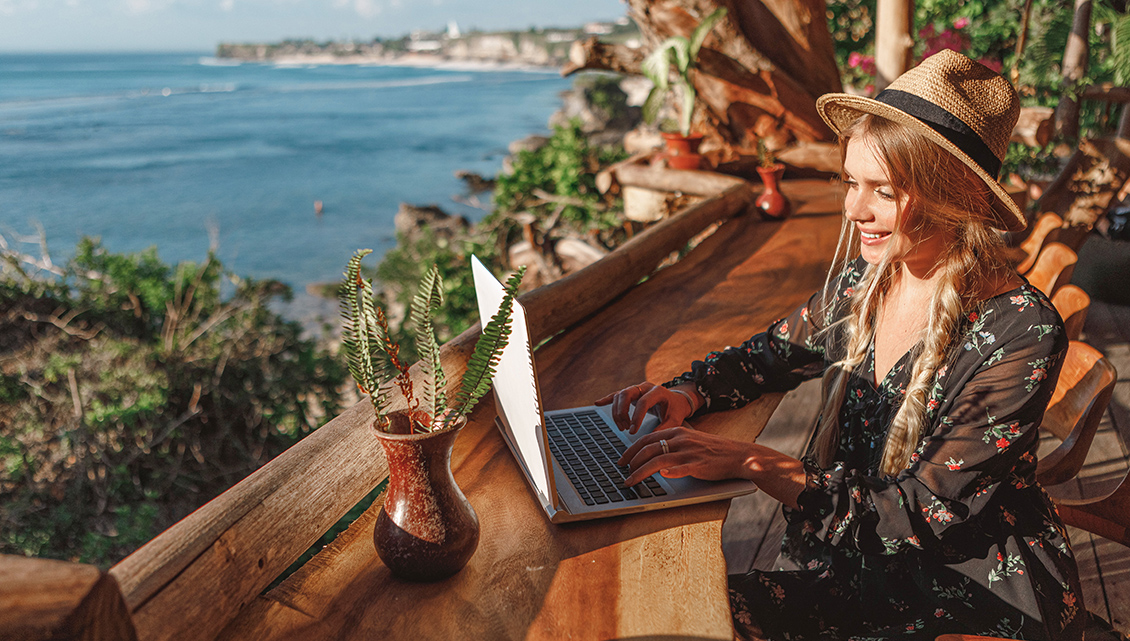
left=598, top=51, right=1083, bottom=640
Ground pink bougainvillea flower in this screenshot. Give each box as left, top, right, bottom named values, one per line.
left=848, top=51, right=862, bottom=68
left=953, top=17, right=970, bottom=29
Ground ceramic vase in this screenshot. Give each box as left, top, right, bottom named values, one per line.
left=372, top=411, right=479, bottom=582
left=755, top=164, right=791, bottom=219
left=662, top=132, right=705, bottom=170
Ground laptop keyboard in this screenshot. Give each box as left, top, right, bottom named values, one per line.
left=545, top=410, right=667, bottom=506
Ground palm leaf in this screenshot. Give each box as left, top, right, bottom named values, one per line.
left=688, top=8, right=726, bottom=61
left=445, top=266, right=526, bottom=427
left=409, top=263, right=446, bottom=422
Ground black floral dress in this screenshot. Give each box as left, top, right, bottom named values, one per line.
left=667, top=259, right=1084, bottom=641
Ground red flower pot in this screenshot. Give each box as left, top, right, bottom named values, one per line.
left=662, top=132, right=705, bottom=170
left=755, top=164, right=791, bottom=219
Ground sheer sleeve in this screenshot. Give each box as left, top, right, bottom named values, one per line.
left=664, top=259, right=865, bottom=415
left=793, top=294, right=1068, bottom=556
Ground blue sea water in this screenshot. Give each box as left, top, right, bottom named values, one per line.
left=0, top=52, right=571, bottom=318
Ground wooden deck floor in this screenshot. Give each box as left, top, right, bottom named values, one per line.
left=722, top=299, right=1130, bottom=635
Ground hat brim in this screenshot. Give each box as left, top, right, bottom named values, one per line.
left=816, top=93, right=1026, bottom=232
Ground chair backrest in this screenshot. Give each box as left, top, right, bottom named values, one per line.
left=1037, top=340, right=1118, bottom=487
left=1017, top=212, right=1064, bottom=274
left=1051, top=284, right=1090, bottom=342
left=1025, top=241, right=1078, bottom=298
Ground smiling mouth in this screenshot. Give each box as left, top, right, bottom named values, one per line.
left=860, top=231, right=889, bottom=240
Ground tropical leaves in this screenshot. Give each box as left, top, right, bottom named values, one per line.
left=444, top=266, right=525, bottom=428
left=640, top=7, right=727, bottom=135
left=340, top=250, right=525, bottom=433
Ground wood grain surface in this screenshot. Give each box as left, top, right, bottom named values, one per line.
left=217, top=182, right=845, bottom=641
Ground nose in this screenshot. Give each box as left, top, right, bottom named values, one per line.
left=843, top=189, right=873, bottom=224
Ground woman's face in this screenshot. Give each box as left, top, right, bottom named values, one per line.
left=842, top=134, right=945, bottom=273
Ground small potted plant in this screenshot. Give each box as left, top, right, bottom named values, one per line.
left=339, top=249, right=524, bottom=581
left=641, top=7, right=727, bottom=170
left=755, top=138, right=790, bottom=219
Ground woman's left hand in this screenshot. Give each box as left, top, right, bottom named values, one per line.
left=618, top=426, right=755, bottom=487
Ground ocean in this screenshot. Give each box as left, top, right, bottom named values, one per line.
left=0, top=52, right=572, bottom=323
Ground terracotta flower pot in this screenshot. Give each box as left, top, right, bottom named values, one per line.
left=662, top=132, right=705, bottom=170
left=755, top=163, right=791, bottom=219
left=372, top=411, right=479, bottom=582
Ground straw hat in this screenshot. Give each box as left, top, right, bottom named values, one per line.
left=816, top=49, right=1025, bottom=231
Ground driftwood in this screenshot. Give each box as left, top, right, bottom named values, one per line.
left=1036, top=138, right=1130, bottom=233
left=107, top=185, right=755, bottom=641
left=1011, top=106, right=1055, bottom=148
left=565, top=0, right=839, bottom=160
left=616, top=163, right=749, bottom=196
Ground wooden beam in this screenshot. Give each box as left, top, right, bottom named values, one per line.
left=108, top=184, right=756, bottom=641
left=614, top=163, right=750, bottom=196
left=0, top=555, right=137, bottom=641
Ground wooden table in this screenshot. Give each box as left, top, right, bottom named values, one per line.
left=218, top=182, right=844, bottom=641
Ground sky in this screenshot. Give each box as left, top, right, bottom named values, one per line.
left=0, top=0, right=628, bottom=52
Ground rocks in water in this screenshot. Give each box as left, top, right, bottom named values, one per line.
left=394, top=203, right=470, bottom=241
left=454, top=170, right=496, bottom=194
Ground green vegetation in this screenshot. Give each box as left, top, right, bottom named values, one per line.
left=339, top=250, right=524, bottom=432
left=0, top=238, right=345, bottom=566
left=640, top=8, right=727, bottom=136
left=375, top=117, right=628, bottom=361
left=828, top=0, right=1130, bottom=182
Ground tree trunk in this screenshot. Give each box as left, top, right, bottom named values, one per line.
left=1056, top=0, right=1093, bottom=142
left=874, top=0, right=914, bottom=92
left=566, top=0, right=841, bottom=163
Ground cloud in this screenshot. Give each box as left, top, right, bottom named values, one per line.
left=219, top=0, right=233, bottom=11
left=0, top=0, right=39, bottom=15
left=332, top=0, right=381, bottom=18
left=122, top=0, right=174, bottom=13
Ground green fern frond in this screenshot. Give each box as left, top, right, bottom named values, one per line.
left=339, top=249, right=393, bottom=420
left=409, top=263, right=447, bottom=421
left=445, top=266, right=526, bottom=427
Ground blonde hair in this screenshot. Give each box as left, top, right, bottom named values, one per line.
left=812, top=114, right=1013, bottom=477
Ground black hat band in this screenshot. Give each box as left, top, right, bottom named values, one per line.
left=875, top=89, right=1002, bottom=178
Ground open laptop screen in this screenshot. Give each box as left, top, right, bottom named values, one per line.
left=470, top=256, right=552, bottom=504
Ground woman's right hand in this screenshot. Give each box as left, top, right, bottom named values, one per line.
left=594, top=382, right=699, bottom=434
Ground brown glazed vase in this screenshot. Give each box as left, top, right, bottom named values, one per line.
left=755, top=163, right=791, bottom=219
left=662, top=132, right=705, bottom=170
left=372, top=411, right=479, bottom=582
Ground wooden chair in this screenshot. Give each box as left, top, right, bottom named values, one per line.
left=1056, top=465, right=1130, bottom=548
left=1051, top=284, right=1091, bottom=341
left=1024, top=241, right=1078, bottom=297
left=1037, top=341, right=1117, bottom=487
left=1015, top=212, right=1064, bottom=274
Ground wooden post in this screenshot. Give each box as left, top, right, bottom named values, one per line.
left=874, top=0, right=914, bottom=92
left=1056, top=0, right=1093, bottom=142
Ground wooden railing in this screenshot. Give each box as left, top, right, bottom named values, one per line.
left=89, top=181, right=758, bottom=641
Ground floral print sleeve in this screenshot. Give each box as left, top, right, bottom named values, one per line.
left=664, top=259, right=865, bottom=414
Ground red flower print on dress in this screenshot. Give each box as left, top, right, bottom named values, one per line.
left=996, top=437, right=1011, bottom=450
left=968, top=311, right=979, bottom=322
left=945, top=457, right=963, bottom=471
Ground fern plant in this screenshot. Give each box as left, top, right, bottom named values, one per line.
left=339, top=249, right=525, bottom=433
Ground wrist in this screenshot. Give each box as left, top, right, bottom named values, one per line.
left=669, top=387, right=699, bottom=416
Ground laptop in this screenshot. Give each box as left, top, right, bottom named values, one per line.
left=471, top=256, right=757, bottom=523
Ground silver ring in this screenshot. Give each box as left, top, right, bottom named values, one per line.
left=659, top=439, right=669, bottom=455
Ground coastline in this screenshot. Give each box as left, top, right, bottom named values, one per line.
left=227, top=52, right=563, bottom=74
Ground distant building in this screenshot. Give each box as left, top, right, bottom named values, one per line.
left=583, top=22, right=614, bottom=35
left=447, top=21, right=461, bottom=39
